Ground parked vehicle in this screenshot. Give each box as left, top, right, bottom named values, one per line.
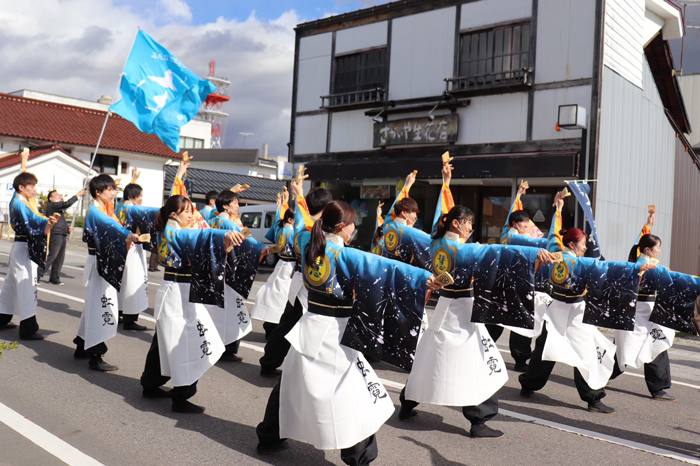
left=238, top=204, right=278, bottom=266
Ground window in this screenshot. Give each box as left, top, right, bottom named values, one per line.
left=179, top=136, right=205, bottom=149
left=264, top=212, right=275, bottom=229
left=91, top=154, right=119, bottom=175
left=334, top=48, right=387, bottom=94
left=454, top=22, right=531, bottom=90
left=241, top=212, right=262, bottom=229
left=120, top=161, right=129, bottom=175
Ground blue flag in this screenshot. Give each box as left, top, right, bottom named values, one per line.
left=109, top=30, right=216, bottom=152
left=566, top=181, right=603, bottom=259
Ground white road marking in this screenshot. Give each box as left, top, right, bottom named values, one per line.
left=240, top=340, right=700, bottom=465
left=0, top=401, right=105, bottom=466
left=3, top=261, right=700, bottom=465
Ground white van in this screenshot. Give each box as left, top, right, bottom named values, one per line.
left=238, top=203, right=279, bottom=266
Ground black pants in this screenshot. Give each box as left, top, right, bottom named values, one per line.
left=73, top=335, right=107, bottom=356
left=260, top=297, right=304, bottom=372
left=0, top=314, right=39, bottom=337
left=263, top=321, right=278, bottom=339
left=399, top=387, right=498, bottom=426
left=256, top=380, right=378, bottom=465
left=518, top=326, right=605, bottom=404
left=140, top=332, right=197, bottom=401
left=224, top=340, right=241, bottom=355
left=486, top=324, right=533, bottom=366
left=611, top=350, right=671, bottom=394
left=122, top=313, right=140, bottom=324
left=39, top=234, right=66, bottom=282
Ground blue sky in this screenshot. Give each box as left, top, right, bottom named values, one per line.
left=114, top=0, right=388, bottom=25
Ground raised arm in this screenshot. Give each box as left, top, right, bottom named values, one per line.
left=385, top=170, right=417, bottom=222
left=170, top=152, right=191, bottom=197
left=432, top=161, right=455, bottom=235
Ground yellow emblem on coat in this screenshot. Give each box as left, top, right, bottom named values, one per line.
left=384, top=228, right=399, bottom=252
left=433, top=248, right=452, bottom=275
left=551, top=260, right=570, bottom=284
left=305, top=254, right=332, bottom=287
left=158, top=235, right=170, bottom=264
left=118, top=208, right=126, bottom=225
left=277, top=232, right=287, bottom=249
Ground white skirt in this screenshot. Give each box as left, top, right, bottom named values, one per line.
left=541, top=299, right=616, bottom=390
left=206, top=285, right=253, bottom=346
left=0, top=242, right=38, bottom=321
left=251, top=260, right=295, bottom=324
left=154, top=281, right=225, bottom=387
left=615, top=300, right=675, bottom=370
left=77, top=255, right=119, bottom=350
left=280, top=312, right=395, bottom=450
left=406, top=296, right=508, bottom=406
left=118, top=243, right=148, bottom=315
left=287, top=270, right=303, bottom=306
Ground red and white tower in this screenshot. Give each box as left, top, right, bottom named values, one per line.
left=197, top=60, right=230, bottom=148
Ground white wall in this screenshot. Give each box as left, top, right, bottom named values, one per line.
left=294, top=114, right=328, bottom=155
left=531, top=85, right=592, bottom=140
left=336, top=21, right=387, bottom=55
left=460, top=0, right=531, bottom=29
left=457, top=92, right=529, bottom=144
left=180, top=120, right=212, bottom=148
left=329, top=110, right=375, bottom=152
left=595, top=61, right=676, bottom=264
left=296, top=33, right=332, bottom=113
left=679, top=74, right=700, bottom=148
left=603, top=0, right=645, bottom=89
left=536, top=0, right=596, bottom=83
left=389, top=7, right=456, bottom=100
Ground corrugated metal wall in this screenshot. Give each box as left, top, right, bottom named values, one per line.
left=670, top=138, right=700, bottom=275
left=595, top=60, right=676, bottom=265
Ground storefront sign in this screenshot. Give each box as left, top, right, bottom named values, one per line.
left=360, top=185, right=390, bottom=199
left=373, top=114, right=459, bottom=147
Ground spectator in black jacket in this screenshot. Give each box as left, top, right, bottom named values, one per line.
left=38, top=188, right=84, bottom=284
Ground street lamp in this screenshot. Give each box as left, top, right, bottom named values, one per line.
left=557, top=104, right=589, bottom=230
left=239, top=132, right=254, bottom=148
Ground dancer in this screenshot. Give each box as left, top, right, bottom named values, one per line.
left=0, top=149, right=58, bottom=339
left=256, top=196, right=441, bottom=465
left=209, top=188, right=269, bottom=362
left=140, top=195, right=245, bottom=412
left=609, top=212, right=676, bottom=401
left=258, top=178, right=332, bottom=378
left=116, top=167, right=148, bottom=331
left=251, top=188, right=295, bottom=339
left=74, top=174, right=139, bottom=371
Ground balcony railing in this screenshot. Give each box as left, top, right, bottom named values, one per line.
left=321, top=87, right=386, bottom=109
left=446, top=68, right=532, bottom=93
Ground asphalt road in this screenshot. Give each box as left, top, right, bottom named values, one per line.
left=1, top=238, right=700, bottom=466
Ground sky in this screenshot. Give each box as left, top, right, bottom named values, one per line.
left=0, top=0, right=390, bottom=158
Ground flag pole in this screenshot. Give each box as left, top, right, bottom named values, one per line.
left=70, top=27, right=141, bottom=232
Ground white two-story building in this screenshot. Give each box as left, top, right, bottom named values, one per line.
left=290, top=0, right=700, bottom=273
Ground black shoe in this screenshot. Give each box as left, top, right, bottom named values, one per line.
left=172, top=399, right=205, bottom=413
left=20, top=332, right=45, bottom=341
left=398, top=407, right=417, bottom=421
left=88, top=356, right=118, bottom=372
left=513, top=362, right=528, bottom=373
left=470, top=423, right=504, bottom=439
left=143, top=387, right=171, bottom=399
left=123, top=322, right=147, bottom=331
left=48, top=280, right=64, bottom=286
left=260, top=368, right=282, bottom=378
left=587, top=400, right=615, bottom=414
left=256, top=439, right=288, bottom=455
left=220, top=353, right=243, bottom=363
left=519, top=388, right=535, bottom=398
left=651, top=390, right=677, bottom=402
left=0, top=322, right=18, bottom=329
left=148, top=268, right=159, bottom=272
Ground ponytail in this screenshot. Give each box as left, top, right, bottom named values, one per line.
left=629, top=234, right=662, bottom=262
left=305, top=200, right=356, bottom=265
left=432, top=205, right=474, bottom=240
left=278, top=209, right=295, bottom=229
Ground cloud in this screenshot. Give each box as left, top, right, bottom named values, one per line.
left=159, top=0, right=192, bottom=22
left=0, top=0, right=298, bottom=157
